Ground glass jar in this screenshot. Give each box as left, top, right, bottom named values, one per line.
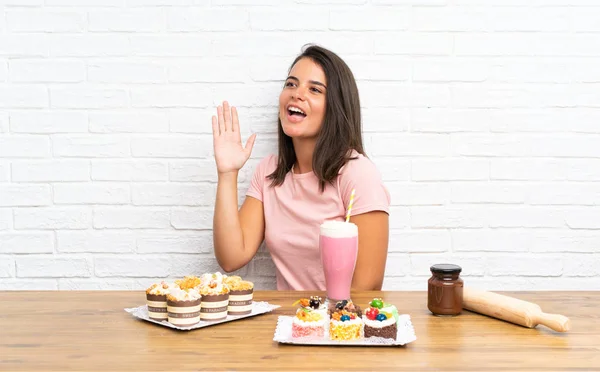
left=427, top=264, right=463, bottom=316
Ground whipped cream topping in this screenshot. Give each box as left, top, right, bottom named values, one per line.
left=168, top=287, right=201, bottom=302
left=147, top=281, right=174, bottom=295
left=292, top=316, right=326, bottom=327
left=362, top=315, right=396, bottom=328
left=320, top=220, right=358, bottom=238
left=199, top=271, right=229, bottom=295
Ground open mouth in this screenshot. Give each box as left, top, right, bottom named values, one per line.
left=287, top=106, right=307, bottom=118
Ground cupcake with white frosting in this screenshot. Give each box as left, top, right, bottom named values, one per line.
left=166, top=287, right=202, bottom=326
left=224, top=275, right=254, bottom=316
left=199, top=272, right=230, bottom=321
left=145, top=281, right=174, bottom=321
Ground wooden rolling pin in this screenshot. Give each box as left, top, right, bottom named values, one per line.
left=463, top=288, right=571, bottom=332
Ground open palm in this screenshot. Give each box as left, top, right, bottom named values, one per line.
left=212, top=101, right=257, bottom=174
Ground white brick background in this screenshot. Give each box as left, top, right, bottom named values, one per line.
left=1, top=0, right=600, bottom=291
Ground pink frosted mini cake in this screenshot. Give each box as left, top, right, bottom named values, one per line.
left=291, top=297, right=326, bottom=339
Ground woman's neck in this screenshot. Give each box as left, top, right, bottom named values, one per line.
left=292, top=138, right=316, bottom=174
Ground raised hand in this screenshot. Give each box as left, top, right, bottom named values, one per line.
left=212, top=101, right=257, bottom=174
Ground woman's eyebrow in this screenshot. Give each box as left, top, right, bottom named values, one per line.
left=286, top=75, right=327, bottom=89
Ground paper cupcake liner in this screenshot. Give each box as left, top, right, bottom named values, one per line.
left=228, top=289, right=253, bottom=316
left=200, top=293, right=229, bottom=321
left=167, top=298, right=201, bottom=326
left=146, top=293, right=167, bottom=320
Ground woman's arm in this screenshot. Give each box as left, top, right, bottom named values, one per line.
left=211, top=101, right=263, bottom=272
left=350, top=211, right=389, bottom=290
left=213, top=175, right=265, bottom=273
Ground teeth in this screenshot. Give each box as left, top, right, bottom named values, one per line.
left=288, top=106, right=306, bottom=115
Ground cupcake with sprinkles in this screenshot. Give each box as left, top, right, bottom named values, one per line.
left=291, top=297, right=327, bottom=339
left=362, top=298, right=398, bottom=340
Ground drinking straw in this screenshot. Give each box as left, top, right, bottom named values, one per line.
left=345, top=188, right=355, bottom=223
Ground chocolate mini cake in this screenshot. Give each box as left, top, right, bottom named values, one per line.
left=166, top=289, right=201, bottom=327
left=363, top=298, right=398, bottom=340
left=363, top=317, right=397, bottom=340
left=200, top=293, right=229, bottom=321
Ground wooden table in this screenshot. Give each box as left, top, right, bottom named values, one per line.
left=0, top=291, right=598, bottom=371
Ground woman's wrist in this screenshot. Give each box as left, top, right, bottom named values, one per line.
left=217, top=170, right=239, bottom=182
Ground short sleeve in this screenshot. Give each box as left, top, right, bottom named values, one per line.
left=338, top=155, right=391, bottom=216
left=246, top=154, right=276, bottom=202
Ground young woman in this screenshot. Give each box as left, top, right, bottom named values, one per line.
left=212, top=45, right=390, bottom=291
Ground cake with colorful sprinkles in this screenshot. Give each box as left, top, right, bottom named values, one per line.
left=362, top=298, right=398, bottom=340
left=291, top=297, right=327, bottom=339
left=329, top=300, right=362, bottom=341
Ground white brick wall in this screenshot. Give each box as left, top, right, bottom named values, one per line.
left=1, top=1, right=599, bottom=291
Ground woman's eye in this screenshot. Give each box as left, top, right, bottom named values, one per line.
left=310, top=87, right=321, bottom=93
left=285, top=81, right=295, bottom=87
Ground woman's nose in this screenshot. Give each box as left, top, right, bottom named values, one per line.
left=293, top=85, right=308, bottom=101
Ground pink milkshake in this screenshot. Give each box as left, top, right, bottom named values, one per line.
left=319, top=220, right=358, bottom=302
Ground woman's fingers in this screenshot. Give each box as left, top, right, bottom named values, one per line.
left=232, top=106, right=240, bottom=133
left=244, top=133, right=257, bottom=157
left=212, top=115, right=218, bottom=139
left=217, top=105, right=225, bottom=134
left=223, top=101, right=232, bottom=132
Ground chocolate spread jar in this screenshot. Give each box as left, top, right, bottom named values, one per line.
left=427, top=264, right=463, bottom=316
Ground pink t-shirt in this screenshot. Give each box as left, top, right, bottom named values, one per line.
left=246, top=152, right=391, bottom=291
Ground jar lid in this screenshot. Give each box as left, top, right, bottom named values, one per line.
left=430, top=264, right=462, bottom=274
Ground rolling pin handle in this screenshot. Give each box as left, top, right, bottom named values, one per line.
left=535, top=312, right=571, bottom=333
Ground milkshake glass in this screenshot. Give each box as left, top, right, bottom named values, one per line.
left=319, top=220, right=358, bottom=302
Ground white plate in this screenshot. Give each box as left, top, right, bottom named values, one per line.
left=125, top=301, right=280, bottom=331
left=273, top=314, right=417, bottom=346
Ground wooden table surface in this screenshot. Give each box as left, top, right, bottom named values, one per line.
left=0, top=290, right=598, bottom=371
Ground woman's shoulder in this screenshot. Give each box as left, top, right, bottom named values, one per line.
left=252, top=153, right=278, bottom=177
left=339, top=152, right=383, bottom=180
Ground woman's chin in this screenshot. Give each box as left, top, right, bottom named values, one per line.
left=280, top=119, right=319, bottom=139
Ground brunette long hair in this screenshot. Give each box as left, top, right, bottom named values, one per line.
left=267, top=45, right=365, bottom=192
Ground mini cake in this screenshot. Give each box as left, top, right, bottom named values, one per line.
left=166, top=287, right=201, bottom=326
left=329, top=305, right=362, bottom=341
left=175, top=275, right=202, bottom=291
left=199, top=272, right=230, bottom=321
left=363, top=298, right=398, bottom=340
left=291, top=298, right=326, bottom=339
left=145, top=281, right=173, bottom=321
left=224, top=276, right=254, bottom=316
